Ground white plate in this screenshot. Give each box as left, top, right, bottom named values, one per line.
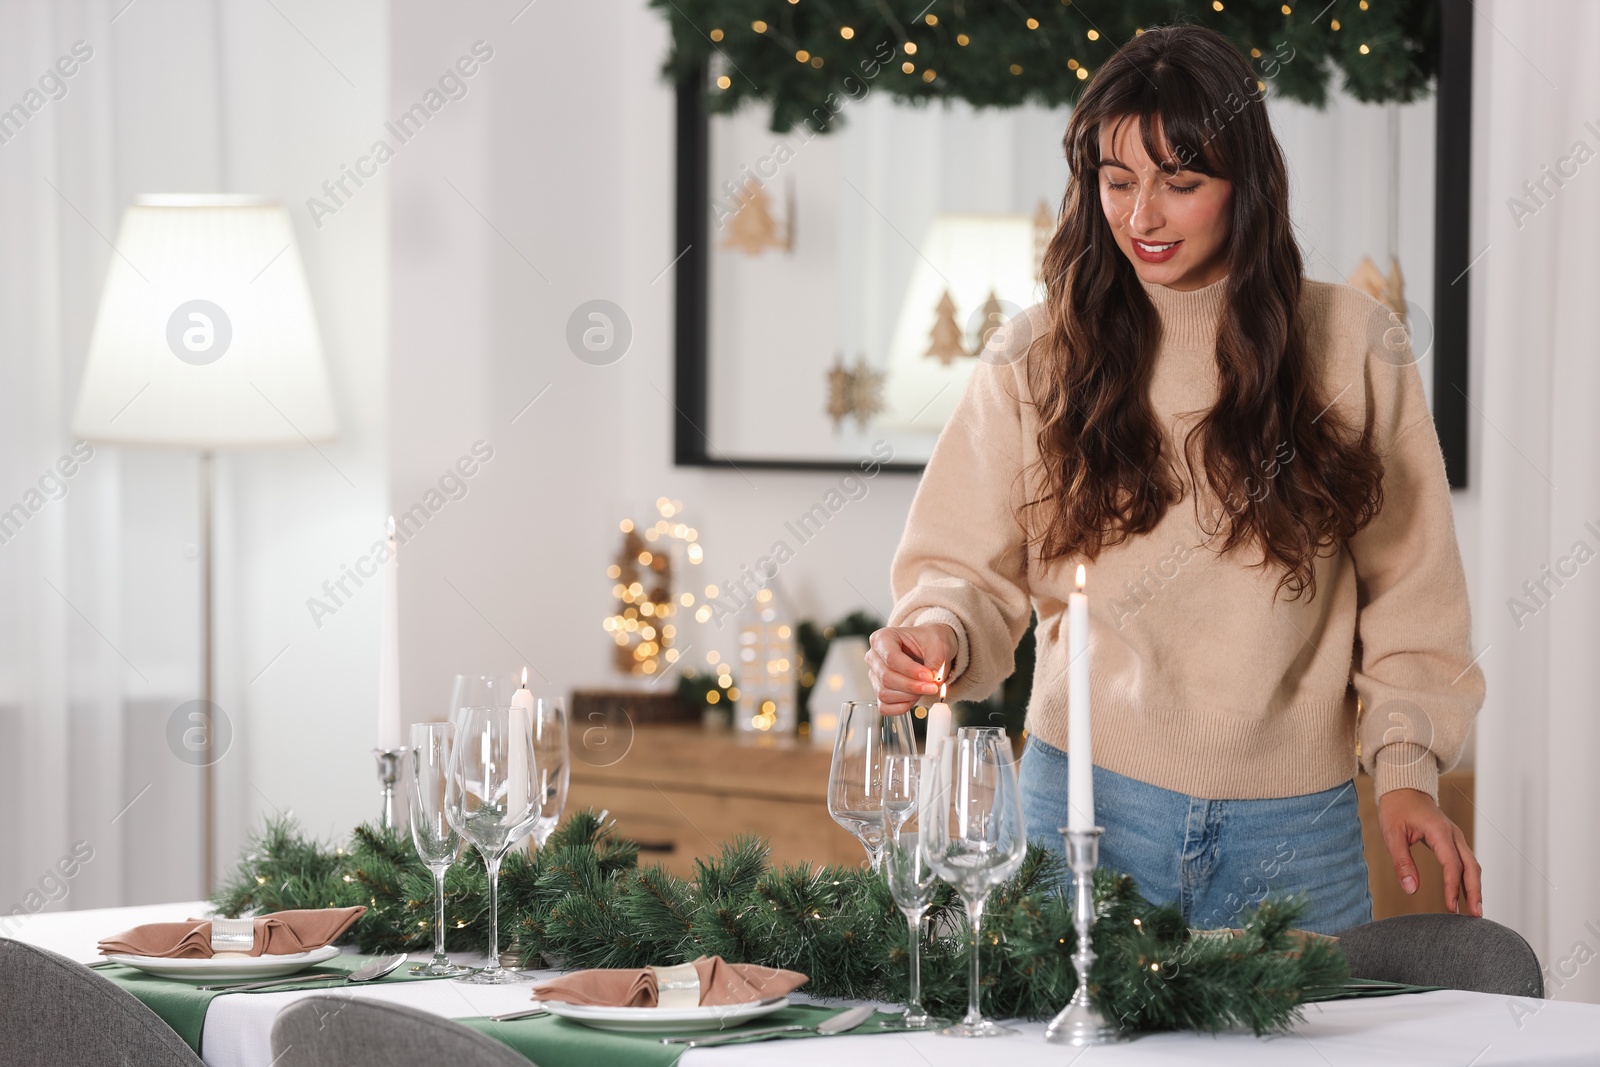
left=539, top=997, right=789, bottom=1033
left=102, top=945, right=342, bottom=981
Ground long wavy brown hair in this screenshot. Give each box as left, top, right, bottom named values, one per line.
left=1026, top=24, right=1385, bottom=601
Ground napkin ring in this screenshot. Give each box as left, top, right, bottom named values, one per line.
left=650, top=962, right=701, bottom=1009
left=210, top=917, right=256, bottom=955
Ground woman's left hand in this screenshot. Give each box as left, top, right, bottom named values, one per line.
left=1376, top=787, right=1483, bottom=917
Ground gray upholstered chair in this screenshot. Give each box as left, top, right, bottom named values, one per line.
left=270, top=995, right=533, bottom=1067
left=0, top=938, right=205, bottom=1066
left=1335, top=913, right=1544, bottom=998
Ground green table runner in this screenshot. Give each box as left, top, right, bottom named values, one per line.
left=461, top=1005, right=902, bottom=1067
left=463, top=985, right=1444, bottom=1067
left=99, top=954, right=445, bottom=1054
left=98, top=960, right=1440, bottom=1065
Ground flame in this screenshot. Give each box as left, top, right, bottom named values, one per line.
left=1075, top=563, right=1087, bottom=591
left=520, top=666, right=529, bottom=687
left=386, top=514, right=396, bottom=538
left=935, top=661, right=948, bottom=702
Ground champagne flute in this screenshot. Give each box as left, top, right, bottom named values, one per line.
left=529, top=697, right=569, bottom=850
left=924, top=727, right=1027, bottom=1037
left=447, top=705, right=540, bottom=984
left=881, top=754, right=946, bottom=1031
left=409, top=722, right=473, bottom=977
left=828, top=701, right=916, bottom=870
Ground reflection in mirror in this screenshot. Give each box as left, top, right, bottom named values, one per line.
left=709, top=95, right=1068, bottom=464
left=700, top=88, right=1438, bottom=468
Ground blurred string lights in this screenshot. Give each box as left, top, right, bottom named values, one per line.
left=603, top=497, right=704, bottom=676
left=600, top=498, right=788, bottom=723
left=648, top=0, right=1443, bottom=135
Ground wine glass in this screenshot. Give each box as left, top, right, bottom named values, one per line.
left=881, top=754, right=946, bottom=1031
left=827, top=700, right=916, bottom=869
left=446, top=705, right=540, bottom=984
left=923, top=727, right=1028, bottom=1037
left=409, top=722, right=473, bottom=977
left=453, top=674, right=513, bottom=722
left=529, top=697, right=569, bottom=850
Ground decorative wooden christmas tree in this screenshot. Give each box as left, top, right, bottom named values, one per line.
left=605, top=522, right=673, bottom=675
left=1033, top=198, right=1055, bottom=282
left=972, top=289, right=1007, bottom=354
left=720, top=176, right=791, bottom=255
left=602, top=499, right=703, bottom=678
left=926, top=289, right=968, bottom=365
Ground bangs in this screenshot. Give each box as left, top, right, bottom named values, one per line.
left=1085, top=77, right=1236, bottom=181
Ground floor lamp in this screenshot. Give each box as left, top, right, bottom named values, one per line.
left=72, top=195, right=337, bottom=894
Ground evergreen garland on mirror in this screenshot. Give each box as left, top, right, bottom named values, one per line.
left=650, top=1, right=1443, bottom=135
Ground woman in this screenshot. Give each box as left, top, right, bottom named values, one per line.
left=868, top=25, right=1484, bottom=935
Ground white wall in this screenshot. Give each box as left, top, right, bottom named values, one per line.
left=217, top=0, right=391, bottom=861
left=386, top=0, right=920, bottom=748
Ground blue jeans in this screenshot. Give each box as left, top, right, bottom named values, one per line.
left=1018, top=737, right=1372, bottom=935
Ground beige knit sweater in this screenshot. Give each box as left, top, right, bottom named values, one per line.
left=888, top=274, right=1484, bottom=802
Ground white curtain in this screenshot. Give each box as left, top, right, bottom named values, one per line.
left=1471, top=0, right=1600, bottom=1004
left=0, top=0, right=155, bottom=916
left=0, top=0, right=389, bottom=919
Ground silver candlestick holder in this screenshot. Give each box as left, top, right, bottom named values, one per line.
left=373, top=747, right=407, bottom=832
left=1045, top=826, right=1127, bottom=1046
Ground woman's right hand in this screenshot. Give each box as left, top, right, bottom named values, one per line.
left=866, top=623, right=959, bottom=716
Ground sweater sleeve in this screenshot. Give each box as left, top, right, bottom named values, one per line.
left=887, top=341, right=1035, bottom=701
left=1346, top=310, right=1485, bottom=802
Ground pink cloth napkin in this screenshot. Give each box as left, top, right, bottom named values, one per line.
left=533, top=956, right=808, bottom=1007
left=97, top=906, right=367, bottom=959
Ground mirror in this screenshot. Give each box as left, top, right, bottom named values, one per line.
left=674, top=29, right=1472, bottom=481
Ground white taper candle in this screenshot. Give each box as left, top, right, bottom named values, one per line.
left=920, top=664, right=953, bottom=816
left=377, top=516, right=402, bottom=751
left=1067, top=564, right=1094, bottom=832
left=508, top=668, right=533, bottom=831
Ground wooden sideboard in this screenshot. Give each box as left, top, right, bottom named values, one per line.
left=570, top=724, right=1475, bottom=919
left=567, top=724, right=862, bottom=876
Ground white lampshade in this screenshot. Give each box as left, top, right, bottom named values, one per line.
left=879, top=213, right=1043, bottom=433
left=72, top=195, right=336, bottom=446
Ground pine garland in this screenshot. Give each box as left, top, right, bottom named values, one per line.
left=649, top=1, right=1441, bottom=135
left=214, top=811, right=1345, bottom=1034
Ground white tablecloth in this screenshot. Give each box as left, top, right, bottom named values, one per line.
left=12, top=903, right=1600, bottom=1066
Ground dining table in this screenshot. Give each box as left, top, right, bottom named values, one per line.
left=11, top=900, right=1599, bottom=1066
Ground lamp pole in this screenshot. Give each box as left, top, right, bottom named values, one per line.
left=200, top=449, right=216, bottom=895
